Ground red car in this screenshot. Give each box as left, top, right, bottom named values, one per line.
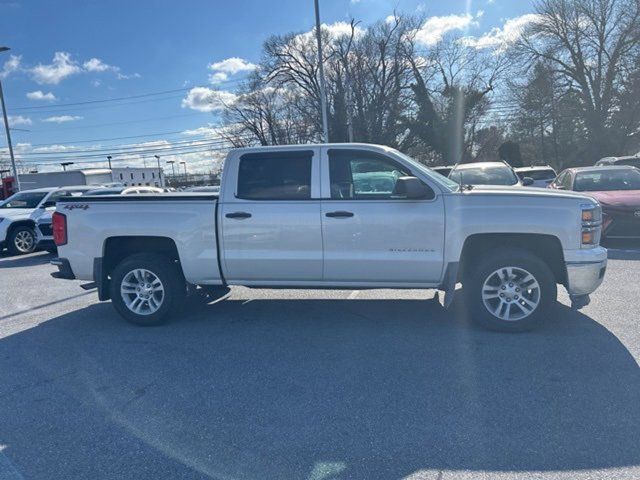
left=549, top=166, right=640, bottom=239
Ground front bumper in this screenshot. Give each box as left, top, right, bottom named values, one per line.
left=565, top=247, right=607, bottom=296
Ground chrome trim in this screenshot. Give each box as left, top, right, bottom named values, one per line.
left=565, top=260, right=607, bottom=296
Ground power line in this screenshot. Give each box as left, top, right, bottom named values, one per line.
left=11, top=77, right=249, bottom=112
left=12, top=138, right=234, bottom=158
left=8, top=129, right=217, bottom=148
left=25, top=112, right=211, bottom=133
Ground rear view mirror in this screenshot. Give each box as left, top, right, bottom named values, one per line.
left=393, top=176, right=434, bottom=199
left=522, top=177, right=534, bottom=186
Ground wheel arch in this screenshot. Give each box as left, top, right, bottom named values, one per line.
left=7, top=219, right=36, bottom=236
left=99, top=236, right=182, bottom=301
left=458, top=233, right=567, bottom=285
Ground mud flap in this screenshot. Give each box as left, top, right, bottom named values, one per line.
left=442, top=262, right=459, bottom=309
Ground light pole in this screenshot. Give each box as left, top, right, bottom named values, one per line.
left=154, top=155, right=163, bottom=186
left=0, top=46, right=20, bottom=191
left=314, top=0, right=329, bottom=143
left=180, top=161, right=187, bottom=179
left=61, top=162, right=74, bottom=171
left=106, top=155, right=112, bottom=169
left=166, top=160, right=176, bottom=186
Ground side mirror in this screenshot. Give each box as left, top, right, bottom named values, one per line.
left=40, top=201, right=56, bottom=209
left=522, top=177, right=534, bottom=186
left=393, top=176, right=434, bottom=199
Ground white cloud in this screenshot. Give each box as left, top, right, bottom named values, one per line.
left=0, top=54, right=21, bottom=79
left=26, top=90, right=57, bottom=102
left=181, top=87, right=237, bottom=112
left=116, top=72, right=141, bottom=80
left=461, top=14, right=540, bottom=50
left=181, top=125, right=220, bottom=136
left=1, top=115, right=32, bottom=127
left=42, top=115, right=83, bottom=123
left=414, top=13, right=479, bottom=46
left=31, top=144, right=81, bottom=153
left=209, top=72, right=229, bottom=84
left=83, top=57, right=117, bottom=72
left=31, top=52, right=82, bottom=84
left=208, top=57, right=257, bottom=75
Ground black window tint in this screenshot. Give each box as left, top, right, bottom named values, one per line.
left=329, top=150, right=410, bottom=199
left=238, top=152, right=312, bottom=200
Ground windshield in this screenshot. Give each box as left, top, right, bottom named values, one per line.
left=574, top=169, right=640, bottom=191
left=391, top=150, right=459, bottom=191
left=0, top=191, right=48, bottom=209
left=616, top=158, right=640, bottom=168
left=518, top=169, right=556, bottom=181
left=450, top=165, right=519, bottom=186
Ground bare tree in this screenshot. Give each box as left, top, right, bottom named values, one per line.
left=518, top=0, right=640, bottom=159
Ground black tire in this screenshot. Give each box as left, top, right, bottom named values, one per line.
left=109, top=253, right=185, bottom=326
left=7, top=225, right=37, bottom=256
left=463, top=247, right=557, bottom=332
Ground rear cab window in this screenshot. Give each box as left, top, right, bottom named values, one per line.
left=237, top=151, right=313, bottom=200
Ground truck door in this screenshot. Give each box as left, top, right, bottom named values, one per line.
left=320, top=147, right=445, bottom=285
left=219, top=148, right=323, bottom=283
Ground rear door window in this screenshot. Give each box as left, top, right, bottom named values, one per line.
left=237, top=151, right=312, bottom=200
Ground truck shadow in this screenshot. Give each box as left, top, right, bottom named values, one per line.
left=0, top=250, right=53, bottom=268
left=0, top=299, right=639, bottom=479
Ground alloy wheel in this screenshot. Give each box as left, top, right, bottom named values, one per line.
left=120, top=268, right=165, bottom=315
left=14, top=230, right=35, bottom=253
left=481, top=266, right=541, bottom=322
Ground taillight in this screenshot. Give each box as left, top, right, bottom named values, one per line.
left=52, top=212, right=67, bottom=246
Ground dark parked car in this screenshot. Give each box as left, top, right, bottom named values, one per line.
left=549, top=166, right=640, bottom=239
left=595, top=155, right=640, bottom=168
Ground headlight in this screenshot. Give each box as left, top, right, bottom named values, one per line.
left=581, top=203, right=602, bottom=248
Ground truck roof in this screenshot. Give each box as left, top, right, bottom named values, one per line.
left=231, top=142, right=390, bottom=154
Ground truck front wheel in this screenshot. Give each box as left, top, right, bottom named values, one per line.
left=8, top=225, right=37, bottom=255
left=110, top=253, right=185, bottom=326
left=464, top=248, right=557, bottom=332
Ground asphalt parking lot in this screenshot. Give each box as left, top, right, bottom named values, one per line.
left=1, top=245, right=640, bottom=480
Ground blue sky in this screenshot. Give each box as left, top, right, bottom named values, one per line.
left=0, top=0, right=535, bottom=173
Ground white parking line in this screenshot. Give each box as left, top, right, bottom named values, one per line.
left=348, top=290, right=359, bottom=299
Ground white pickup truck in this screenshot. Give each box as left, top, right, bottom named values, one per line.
left=51, top=143, right=607, bottom=331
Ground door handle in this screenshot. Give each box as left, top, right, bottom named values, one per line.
left=325, top=211, right=354, bottom=218
left=225, top=212, right=252, bottom=219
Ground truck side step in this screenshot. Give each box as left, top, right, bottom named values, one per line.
left=80, top=282, right=97, bottom=291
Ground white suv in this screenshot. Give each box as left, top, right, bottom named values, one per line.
left=0, top=186, right=94, bottom=255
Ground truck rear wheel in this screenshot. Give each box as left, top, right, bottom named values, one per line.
left=463, top=248, right=557, bottom=332
left=109, top=253, right=185, bottom=326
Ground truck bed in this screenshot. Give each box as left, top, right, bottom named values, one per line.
left=56, top=193, right=222, bottom=285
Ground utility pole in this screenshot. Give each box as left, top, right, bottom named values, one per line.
left=154, top=155, right=163, bottom=187
left=0, top=46, right=20, bottom=191
left=314, top=0, right=329, bottom=143
left=106, top=155, right=112, bottom=169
